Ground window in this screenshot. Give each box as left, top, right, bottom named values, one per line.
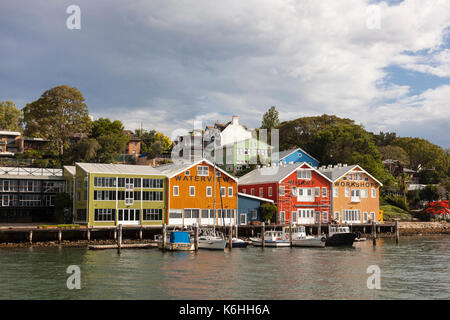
left=206, top=186, right=212, bottom=197
left=322, top=212, right=328, bottom=223
left=251, top=188, right=255, bottom=196
left=371, top=188, right=376, bottom=198
left=169, top=211, right=182, bottom=219
left=221, top=187, right=226, bottom=197
left=315, top=187, right=320, bottom=197
left=228, top=187, right=233, bottom=197
left=280, top=186, right=285, bottom=196
left=125, top=191, right=134, bottom=205
left=242, top=188, right=246, bottom=194
left=189, top=186, right=195, bottom=196
left=268, top=187, right=272, bottom=197
left=297, top=170, right=311, bottom=180
left=251, top=210, right=257, bottom=219
left=292, top=211, right=297, bottom=223
left=333, top=187, right=338, bottom=198
left=345, top=187, right=349, bottom=198
left=259, top=187, right=263, bottom=197
left=351, top=189, right=361, bottom=202
left=322, top=187, right=327, bottom=197
left=361, top=189, right=368, bottom=198
left=197, top=166, right=209, bottom=176
left=297, top=188, right=314, bottom=201
left=143, top=209, right=162, bottom=221
left=173, top=185, right=179, bottom=196
left=335, top=212, right=340, bottom=221
left=185, top=170, right=190, bottom=176
left=94, top=209, right=116, bottom=221
left=291, top=187, right=296, bottom=196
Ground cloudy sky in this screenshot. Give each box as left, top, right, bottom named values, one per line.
left=1, top=0, right=449, bottom=148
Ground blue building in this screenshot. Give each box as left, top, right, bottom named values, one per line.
left=237, top=192, right=273, bottom=225
left=275, top=147, right=319, bottom=167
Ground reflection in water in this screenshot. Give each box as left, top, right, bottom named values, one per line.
left=0, top=236, right=449, bottom=300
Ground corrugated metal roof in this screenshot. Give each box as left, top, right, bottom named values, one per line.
left=157, top=159, right=238, bottom=181
left=75, top=163, right=162, bottom=175
left=317, top=165, right=357, bottom=181
left=273, top=147, right=319, bottom=163
left=238, top=162, right=305, bottom=184
left=63, top=165, right=76, bottom=176
left=238, top=192, right=274, bottom=203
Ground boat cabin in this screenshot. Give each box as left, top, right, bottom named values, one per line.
left=329, top=226, right=350, bottom=236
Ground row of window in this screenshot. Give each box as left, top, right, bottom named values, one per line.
left=93, top=190, right=164, bottom=201
left=169, top=209, right=235, bottom=219
left=0, top=180, right=64, bottom=193
left=93, top=177, right=164, bottom=189
left=0, top=194, right=54, bottom=207
left=94, top=208, right=164, bottom=221
left=343, top=173, right=368, bottom=182
left=173, top=186, right=234, bottom=197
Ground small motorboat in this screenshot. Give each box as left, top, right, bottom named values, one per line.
left=156, top=231, right=195, bottom=251
left=198, top=235, right=227, bottom=250
left=325, top=226, right=360, bottom=247
left=250, top=230, right=290, bottom=247
left=226, top=238, right=249, bottom=248
left=289, top=226, right=326, bottom=248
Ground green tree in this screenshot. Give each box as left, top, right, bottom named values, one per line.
left=89, top=118, right=129, bottom=163
left=65, top=138, right=100, bottom=163
left=419, top=185, right=440, bottom=203
left=54, top=192, right=73, bottom=223
left=378, top=145, right=410, bottom=167
left=0, top=101, right=22, bottom=131
left=22, top=85, right=92, bottom=159
left=136, top=129, right=171, bottom=158
left=260, top=203, right=277, bottom=223
left=261, top=106, right=280, bottom=142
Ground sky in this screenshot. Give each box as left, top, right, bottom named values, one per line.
left=0, top=0, right=449, bottom=148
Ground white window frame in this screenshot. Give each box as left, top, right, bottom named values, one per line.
left=173, top=185, right=179, bottom=196
left=189, top=186, right=195, bottom=197
left=228, top=187, right=233, bottom=197
left=268, top=187, right=272, bottom=197
left=333, top=187, right=338, bottom=198
left=371, top=188, right=376, bottom=198
left=197, top=166, right=209, bottom=176
left=206, top=186, right=212, bottom=197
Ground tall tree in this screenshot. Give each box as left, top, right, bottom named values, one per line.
left=260, top=106, right=280, bottom=143
left=0, top=101, right=22, bottom=131
left=136, top=129, right=171, bottom=158
left=378, top=145, right=410, bottom=167
left=89, top=118, right=129, bottom=163
left=22, top=85, right=92, bottom=158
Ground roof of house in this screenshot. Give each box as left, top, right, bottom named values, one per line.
left=238, top=162, right=307, bottom=185
left=157, top=158, right=238, bottom=181
left=238, top=192, right=274, bottom=203
left=0, top=131, right=21, bottom=136
left=274, top=147, right=319, bottom=163
left=318, top=165, right=383, bottom=186
left=75, top=163, right=161, bottom=175
left=63, top=165, right=76, bottom=176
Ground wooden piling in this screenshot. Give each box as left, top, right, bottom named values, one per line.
left=228, top=226, right=233, bottom=250
left=114, top=229, right=117, bottom=241
left=194, top=225, right=199, bottom=251
left=162, top=224, right=167, bottom=251
left=58, top=229, right=62, bottom=244
left=261, top=222, right=265, bottom=249
left=117, top=224, right=122, bottom=254
left=289, top=221, right=293, bottom=247
left=139, top=227, right=143, bottom=240
left=318, top=221, right=321, bottom=236
left=363, top=226, right=366, bottom=234
left=372, top=220, right=376, bottom=246
left=86, top=228, right=91, bottom=242
left=29, top=230, right=33, bottom=244
left=395, top=220, right=399, bottom=244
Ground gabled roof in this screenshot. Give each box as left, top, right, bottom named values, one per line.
left=63, top=165, right=76, bottom=176
left=238, top=192, right=274, bottom=203
left=318, top=165, right=383, bottom=186
left=274, top=147, right=319, bottom=163
left=157, top=158, right=238, bottom=181
left=238, top=162, right=331, bottom=185
left=75, top=163, right=161, bottom=175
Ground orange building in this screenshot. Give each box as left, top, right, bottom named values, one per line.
left=158, top=159, right=238, bottom=226
left=319, top=164, right=383, bottom=223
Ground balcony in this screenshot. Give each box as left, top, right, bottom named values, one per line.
left=351, top=197, right=361, bottom=203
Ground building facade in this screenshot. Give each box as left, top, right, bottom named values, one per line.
left=238, top=162, right=332, bottom=224
left=275, top=147, right=319, bottom=167
left=159, top=159, right=238, bottom=226
left=0, top=167, right=65, bottom=222
left=237, top=192, right=273, bottom=225
left=66, top=163, right=167, bottom=227
left=318, top=164, right=383, bottom=223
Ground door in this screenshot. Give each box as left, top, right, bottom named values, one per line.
left=240, top=213, right=247, bottom=225
left=315, top=211, right=321, bottom=223
left=118, top=209, right=140, bottom=225
left=184, top=209, right=200, bottom=226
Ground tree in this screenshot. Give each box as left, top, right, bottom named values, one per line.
left=89, top=118, right=129, bottom=163
left=260, top=203, right=277, bottom=223
left=378, top=145, right=410, bottom=167
left=65, top=138, right=100, bottom=163
left=419, top=185, right=440, bottom=203
left=372, top=131, right=397, bottom=146
left=278, top=114, right=354, bottom=151
left=424, top=200, right=449, bottom=220
left=22, top=85, right=92, bottom=159
left=54, top=192, right=73, bottom=223
left=136, top=129, right=171, bottom=158
left=0, top=101, right=22, bottom=131
left=261, top=106, right=280, bottom=142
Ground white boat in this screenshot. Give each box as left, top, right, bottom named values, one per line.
left=250, top=230, right=290, bottom=247
left=198, top=235, right=227, bottom=250
left=289, top=226, right=326, bottom=248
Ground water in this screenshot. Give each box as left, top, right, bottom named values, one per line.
left=1, top=236, right=449, bottom=300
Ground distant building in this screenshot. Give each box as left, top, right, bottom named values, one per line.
left=0, top=131, right=21, bottom=156
left=274, top=147, right=319, bottom=168
left=0, top=167, right=65, bottom=222
left=124, top=130, right=141, bottom=158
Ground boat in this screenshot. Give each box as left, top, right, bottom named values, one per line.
left=198, top=235, right=227, bottom=250
left=156, top=231, right=195, bottom=251
left=289, top=226, right=326, bottom=248
left=226, top=238, right=249, bottom=248
left=325, top=226, right=360, bottom=247
left=250, top=230, right=290, bottom=247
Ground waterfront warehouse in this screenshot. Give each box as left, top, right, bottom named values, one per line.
left=67, top=163, right=166, bottom=227
left=158, top=159, right=238, bottom=226
left=237, top=192, right=274, bottom=225
left=318, top=164, right=383, bottom=223
left=0, top=167, right=65, bottom=222
left=238, top=162, right=332, bottom=224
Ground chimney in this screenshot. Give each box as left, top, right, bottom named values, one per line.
left=232, top=115, right=239, bottom=125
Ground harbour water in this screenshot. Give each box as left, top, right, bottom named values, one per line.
left=1, top=235, right=449, bottom=300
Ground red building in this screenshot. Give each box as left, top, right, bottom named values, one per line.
left=238, top=162, right=332, bottom=224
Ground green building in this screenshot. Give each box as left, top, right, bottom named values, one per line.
left=63, top=163, right=167, bottom=227
left=215, top=137, right=272, bottom=173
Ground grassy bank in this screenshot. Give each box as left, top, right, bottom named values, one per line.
left=381, top=204, right=412, bottom=221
